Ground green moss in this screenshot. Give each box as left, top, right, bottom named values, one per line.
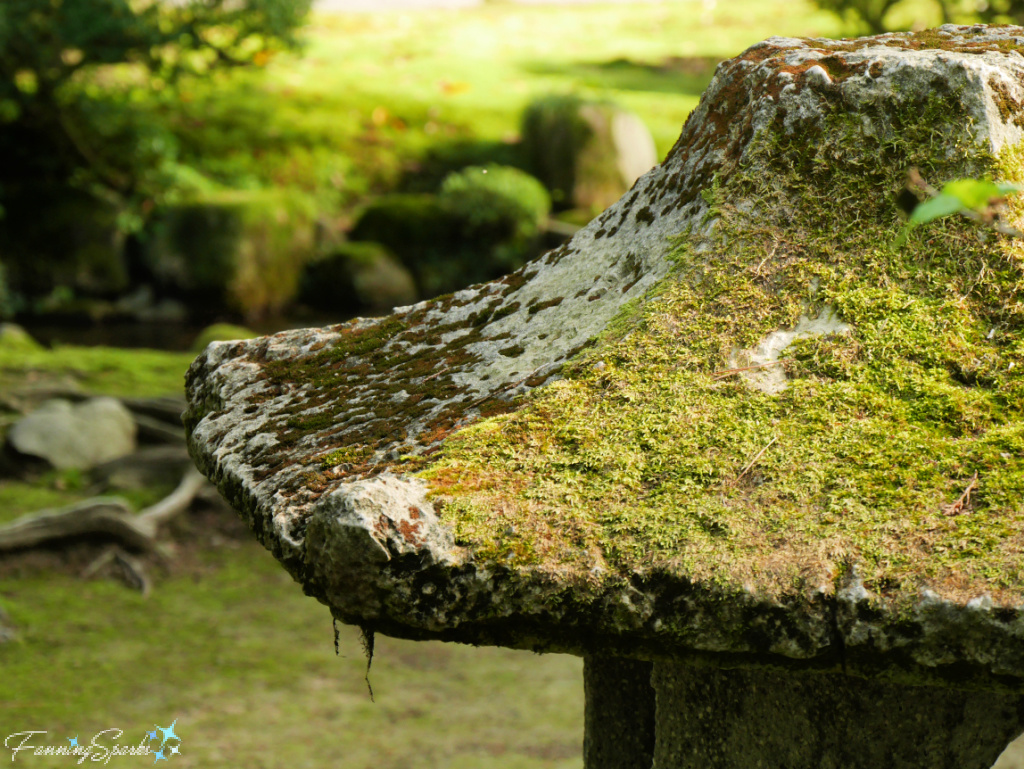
left=418, top=70, right=1024, bottom=605
left=0, top=344, right=193, bottom=398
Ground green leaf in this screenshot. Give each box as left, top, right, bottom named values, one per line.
left=893, top=178, right=1022, bottom=249
left=940, top=178, right=1018, bottom=212
left=908, top=193, right=965, bottom=225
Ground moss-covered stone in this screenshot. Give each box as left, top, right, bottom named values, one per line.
left=349, top=166, right=550, bottom=298
left=187, top=26, right=1024, bottom=687
left=146, top=189, right=317, bottom=320
left=521, top=95, right=658, bottom=213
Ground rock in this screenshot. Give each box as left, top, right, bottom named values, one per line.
left=9, top=397, right=137, bottom=470
left=0, top=323, right=42, bottom=353
left=132, top=413, right=185, bottom=445
left=299, top=241, right=418, bottom=314
left=91, top=445, right=193, bottom=490
left=145, top=189, right=317, bottom=320
left=350, top=165, right=551, bottom=297
left=120, top=395, right=187, bottom=427
left=188, top=20, right=1024, bottom=719
left=521, top=95, right=658, bottom=212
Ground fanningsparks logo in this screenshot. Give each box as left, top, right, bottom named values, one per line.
left=5, top=720, right=182, bottom=764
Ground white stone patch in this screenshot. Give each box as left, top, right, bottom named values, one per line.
left=730, top=306, right=851, bottom=395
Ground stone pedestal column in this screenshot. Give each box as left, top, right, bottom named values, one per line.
left=584, top=656, right=655, bottom=769
left=652, top=662, right=1024, bottom=769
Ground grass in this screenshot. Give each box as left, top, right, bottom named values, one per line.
left=0, top=540, right=583, bottom=769
left=151, top=0, right=845, bottom=213
left=0, top=344, right=194, bottom=399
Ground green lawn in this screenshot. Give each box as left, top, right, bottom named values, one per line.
left=159, top=0, right=846, bottom=212
left=1, top=541, right=583, bottom=769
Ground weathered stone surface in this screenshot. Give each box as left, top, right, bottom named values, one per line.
left=10, top=397, right=137, bottom=471
left=652, top=662, right=1024, bottom=769
left=187, top=26, right=1024, bottom=689
left=584, top=657, right=655, bottom=769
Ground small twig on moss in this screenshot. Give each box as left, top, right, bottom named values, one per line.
left=711, top=359, right=792, bottom=381
left=733, top=436, right=779, bottom=485
left=943, top=472, right=978, bottom=516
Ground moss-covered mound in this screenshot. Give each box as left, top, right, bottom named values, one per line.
left=146, top=189, right=317, bottom=320
left=187, top=26, right=1024, bottom=684
left=350, top=165, right=550, bottom=298
left=521, top=95, right=658, bottom=212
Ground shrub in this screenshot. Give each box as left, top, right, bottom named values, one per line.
left=439, top=164, right=551, bottom=272
left=811, top=0, right=1024, bottom=34
left=521, top=95, right=657, bottom=213
left=0, top=0, right=312, bottom=204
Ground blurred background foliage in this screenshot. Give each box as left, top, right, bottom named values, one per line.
left=1, top=0, right=1005, bottom=331
left=0, top=0, right=312, bottom=204
left=3, top=1, right=1023, bottom=767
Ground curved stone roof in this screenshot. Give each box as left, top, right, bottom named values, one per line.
left=187, top=25, right=1024, bottom=689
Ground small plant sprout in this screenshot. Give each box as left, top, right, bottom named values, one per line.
left=894, top=168, right=1024, bottom=247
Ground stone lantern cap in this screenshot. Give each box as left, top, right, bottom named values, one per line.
left=187, top=25, right=1024, bottom=692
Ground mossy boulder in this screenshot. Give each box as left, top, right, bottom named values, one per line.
left=145, top=189, right=317, bottom=320
left=187, top=26, right=1024, bottom=692
left=0, top=189, right=127, bottom=299
left=350, top=166, right=550, bottom=297
left=190, top=323, right=260, bottom=353
left=521, top=95, right=658, bottom=212
left=299, top=241, right=418, bottom=314
left=0, top=323, right=41, bottom=352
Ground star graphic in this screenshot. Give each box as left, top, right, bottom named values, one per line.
left=68, top=736, right=78, bottom=747
left=153, top=749, right=167, bottom=763
left=147, top=730, right=157, bottom=741
left=170, top=745, right=180, bottom=755
left=156, top=720, right=179, bottom=748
